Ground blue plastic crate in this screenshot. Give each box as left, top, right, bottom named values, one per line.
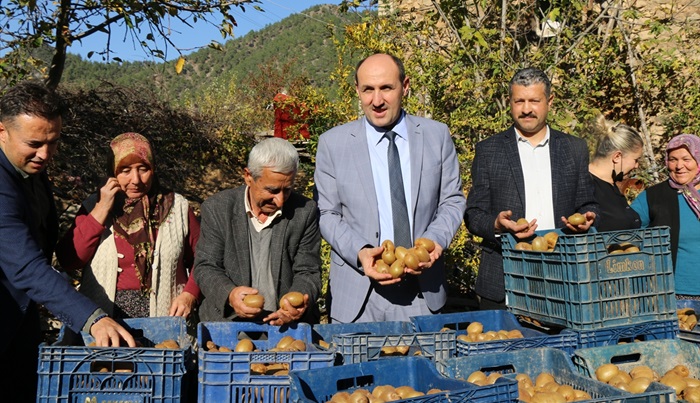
left=503, top=226, right=677, bottom=330
left=564, top=320, right=679, bottom=349
left=312, top=321, right=455, bottom=364
left=198, top=321, right=335, bottom=403
left=410, top=310, right=577, bottom=355
left=677, top=299, right=700, bottom=344
left=572, top=339, right=700, bottom=401
left=289, top=356, right=518, bottom=403
left=37, top=316, right=192, bottom=403
left=438, top=347, right=664, bottom=402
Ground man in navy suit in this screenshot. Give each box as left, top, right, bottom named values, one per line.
left=465, top=67, right=598, bottom=310
left=315, top=53, right=466, bottom=323
left=0, top=82, right=134, bottom=399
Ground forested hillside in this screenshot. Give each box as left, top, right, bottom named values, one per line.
left=61, top=4, right=359, bottom=102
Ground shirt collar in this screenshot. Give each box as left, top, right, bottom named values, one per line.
left=515, top=125, right=551, bottom=146
left=365, top=110, right=408, bottom=146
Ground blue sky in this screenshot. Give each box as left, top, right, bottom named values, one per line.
left=70, top=0, right=333, bottom=62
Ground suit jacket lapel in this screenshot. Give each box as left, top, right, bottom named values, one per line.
left=269, top=214, right=287, bottom=286
left=549, top=130, right=564, bottom=209
left=351, top=119, right=379, bottom=211
left=505, top=127, right=526, bottom=209
left=407, top=115, right=423, bottom=221
left=232, top=193, right=252, bottom=286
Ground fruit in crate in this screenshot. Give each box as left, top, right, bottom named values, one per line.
left=466, top=370, right=592, bottom=402
left=678, top=308, right=698, bottom=330
left=456, top=321, right=523, bottom=342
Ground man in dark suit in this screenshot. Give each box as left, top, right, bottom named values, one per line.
left=465, top=67, right=598, bottom=310
left=194, top=138, right=321, bottom=325
left=0, top=82, right=134, bottom=400
left=314, top=53, right=466, bottom=323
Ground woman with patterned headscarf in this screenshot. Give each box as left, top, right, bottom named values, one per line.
left=631, top=133, right=700, bottom=299
left=56, top=133, right=201, bottom=318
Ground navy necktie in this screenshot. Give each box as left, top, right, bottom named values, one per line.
left=385, top=131, right=412, bottom=248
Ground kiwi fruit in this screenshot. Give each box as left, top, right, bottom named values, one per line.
left=235, top=339, right=254, bottom=352
left=403, top=252, right=420, bottom=270
left=280, top=291, right=304, bottom=308
left=531, top=236, right=548, bottom=252
left=243, top=294, right=264, bottom=309
left=567, top=213, right=586, bottom=226
left=413, top=246, right=430, bottom=262
left=389, top=259, right=405, bottom=278
left=414, top=237, right=435, bottom=252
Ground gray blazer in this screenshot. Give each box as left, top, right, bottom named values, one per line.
left=314, top=113, right=466, bottom=323
left=194, top=185, right=321, bottom=322
left=465, top=126, right=599, bottom=301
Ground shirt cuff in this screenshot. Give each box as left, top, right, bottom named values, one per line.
left=81, top=308, right=109, bottom=333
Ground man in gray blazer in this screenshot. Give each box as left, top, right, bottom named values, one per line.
left=465, top=67, right=598, bottom=310
left=194, top=138, right=321, bottom=325
left=314, top=53, right=466, bottom=323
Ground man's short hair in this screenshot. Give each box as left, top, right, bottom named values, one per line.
left=354, top=52, right=406, bottom=85
left=247, top=137, right=299, bottom=180
left=509, top=67, right=552, bottom=98
left=0, top=81, right=66, bottom=123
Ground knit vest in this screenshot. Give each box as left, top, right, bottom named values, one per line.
left=80, top=193, right=189, bottom=317
left=645, top=180, right=680, bottom=269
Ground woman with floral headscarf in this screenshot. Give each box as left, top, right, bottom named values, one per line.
left=56, top=133, right=201, bottom=318
left=631, top=133, right=700, bottom=299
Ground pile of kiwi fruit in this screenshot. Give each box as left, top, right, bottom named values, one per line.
left=514, top=231, right=559, bottom=252
left=205, top=334, right=307, bottom=353
left=595, top=362, right=700, bottom=401
left=327, top=385, right=445, bottom=403
left=678, top=307, right=698, bottom=331
left=466, top=370, right=592, bottom=402
left=454, top=321, right=524, bottom=343
left=606, top=242, right=641, bottom=254
left=374, top=238, right=436, bottom=279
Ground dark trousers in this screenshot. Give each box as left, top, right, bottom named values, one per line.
left=1, top=303, right=40, bottom=402
left=478, top=295, right=507, bottom=311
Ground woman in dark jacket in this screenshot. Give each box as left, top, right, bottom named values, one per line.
left=588, top=115, right=644, bottom=231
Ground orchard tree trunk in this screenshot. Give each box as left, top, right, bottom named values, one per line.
left=46, top=0, right=71, bottom=89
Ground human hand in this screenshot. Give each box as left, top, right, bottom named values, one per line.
left=90, top=177, right=123, bottom=225
left=90, top=316, right=136, bottom=347
left=413, top=242, right=444, bottom=274
left=561, top=211, right=596, bottom=233
left=228, top=286, right=262, bottom=319
left=168, top=291, right=197, bottom=317
left=495, top=210, right=537, bottom=239
left=264, top=294, right=309, bottom=326
left=359, top=246, right=401, bottom=286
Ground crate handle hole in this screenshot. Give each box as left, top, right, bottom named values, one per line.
left=479, top=364, right=516, bottom=375
left=90, top=361, right=135, bottom=373
left=237, top=330, right=269, bottom=341
left=610, top=352, right=642, bottom=365
left=336, top=374, right=374, bottom=391
left=618, top=335, right=648, bottom=344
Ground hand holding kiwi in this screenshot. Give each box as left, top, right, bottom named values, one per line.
left=373, top=238, right=439, bottom=279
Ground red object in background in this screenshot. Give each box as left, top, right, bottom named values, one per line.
left=274, top=93, right=310, bottom=139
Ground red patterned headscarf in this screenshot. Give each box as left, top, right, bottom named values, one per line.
left=109, top=132, right=173, bottom=293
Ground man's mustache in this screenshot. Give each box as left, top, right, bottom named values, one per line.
left=518, top=113, right=537, bottom=118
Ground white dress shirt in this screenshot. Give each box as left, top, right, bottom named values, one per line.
left=516, top=126, right=556, bottom=230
